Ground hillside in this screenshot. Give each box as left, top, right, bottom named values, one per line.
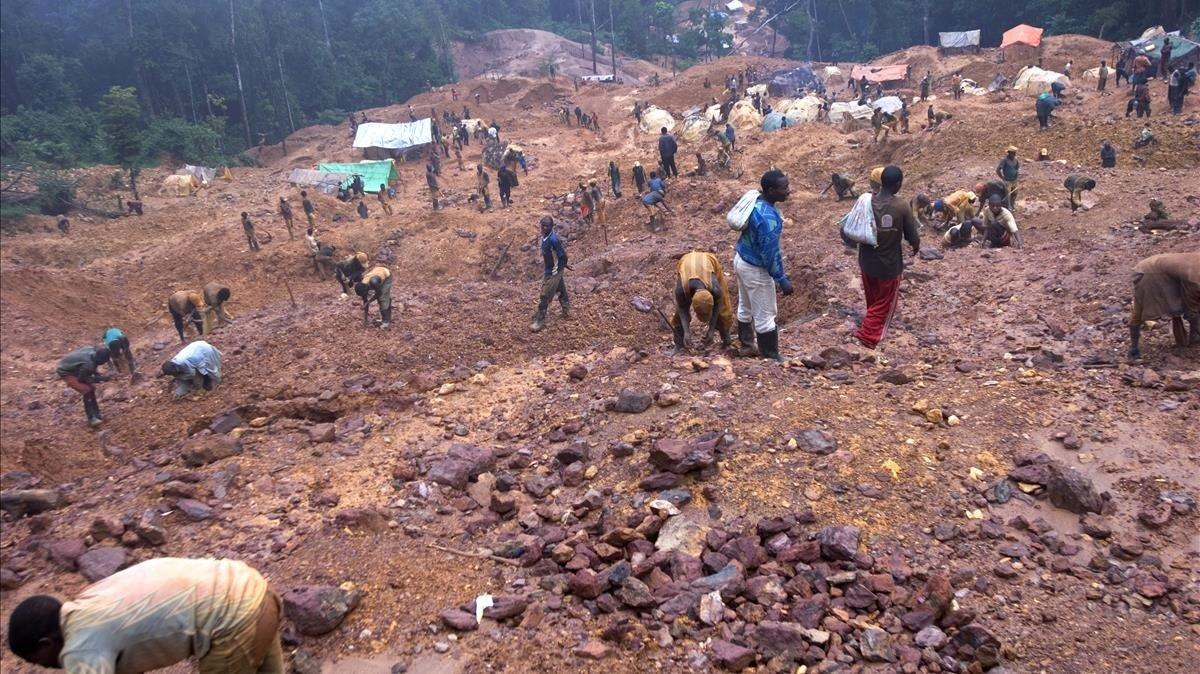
left=2, top=34, right=1199, bottom=674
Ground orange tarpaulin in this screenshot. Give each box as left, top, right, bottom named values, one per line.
left=849, top=64, right=910, bottom=84
left=1001, top=24, right=1043, bottom=49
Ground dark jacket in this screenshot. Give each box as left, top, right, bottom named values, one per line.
left=849, top=192, right=920, bottom=280
left=541, top=233, right=567, bottom=278
left=658, top=133, right=678, bottom=158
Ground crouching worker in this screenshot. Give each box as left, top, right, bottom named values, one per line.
left=982, top=194, right=1022, bottom=249
left=1063, top=174, right=1096, bottom=213
left=6, top=557, right=283, bottom=674
left=56, top=346, right=110, bottom=427
left=168, top=290, right=208, bottom=342
left=335, top=252, right=369, bottom=297
left=672, top=251, right=734, bottom=355
left=101, top=327, right=137, bottom=379
left=355, top=266, right=393, bottom=328
left=943, top=217, right=983, bottom=248
left=162, top=340, right=222, bottom=398
left=1129, top=252, right=1200, bottom=359
left=204, top=282, right=235, bottom=328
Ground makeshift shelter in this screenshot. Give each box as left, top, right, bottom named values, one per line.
left=315, top=160, right=399, bottom=193
left=1122, top=29, right=1200, bottom=74
left=1001, top=24, right=1043, bottom=64
left=678, top=114, right=713, bottom=142
left=849, top=64, right=910, bottom=89
left=178, top=164, right=216, bottom=184
left=353, top=120, right=432, bottom=159
left=287, top=169, right=351, bottom=194
left=939, top=30, right=981, bottom=54
left=727, top=100, right=763, bottom=129
left=872, top=96, right=904, bottom=116
left=639, top=106, right=676, bottom=133
left=766, top=66, right=822, bottom=96
left=762, top=112, right=808, bottom=132
left=746, top=84, right=768, bottom=97
left=780, top=95, right=823, bottom=122
left=828, top=101, right=873, bottom=129
left=1012, top=67, right=1070, bottom=96
left=704, top=104, right=723, bottom=122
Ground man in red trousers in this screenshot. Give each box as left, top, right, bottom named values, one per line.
left=843, top=164, right=920, bottom=349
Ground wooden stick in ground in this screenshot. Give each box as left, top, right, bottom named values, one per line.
left=283, top=277, right=297, bottom=308
left=427, top=543, right=520, bottom=566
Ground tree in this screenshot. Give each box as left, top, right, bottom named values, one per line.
left=99, top=86, right=143, bottom=198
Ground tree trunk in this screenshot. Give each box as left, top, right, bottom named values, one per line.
left=184, top=62, right=198, bottom=122
left=229, top=0, right=252, bottom=148
left=922, top=0, right=930, bottom=46
left=813, top=0, right=821, bottom=61
left=317, top=0, right=334, bottom=55
left=123, top=0, right=155, bottom=118
left=202, top=77, right=214, bottom=118
left=130, top=167, right=140, bottom=200
left=589, top=0, right=599, bottom=74
left=276, top=49, right=296, bottom=133
left=806, top=0, right=816, bottom=61
left=837, top=0, right=856, bottom=42
left=771, top=26, right=778, bottom=58
left=608, top=0, right=617, bottom=78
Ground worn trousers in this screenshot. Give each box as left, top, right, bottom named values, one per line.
left=734, top=253, right=778, bottom=333
left=535, top=273, right=569, bottom=317
left=854, top=273, right=901, bottom=349
left=198, top=589, right=283, bottom=674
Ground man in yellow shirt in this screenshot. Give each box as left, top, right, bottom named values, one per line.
left=933, top=190, right=979, bottom=228
left=671, top=251, right=734, bottom=355
left=203, top=282, right=235, bottom=329
left=355, top=266, right=393, bottom=328
left=7, top=557, right=282, bottom=674
left=167, top=290, right=208, bottom=342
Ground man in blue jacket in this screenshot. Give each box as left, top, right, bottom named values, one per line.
left=734, top=170, right=793, bottom=361
left=531, top=216, right=569, bottom=333
left=658, top=128, right=679, bottom=178
left=1036, top=93, right=1060, bottom=130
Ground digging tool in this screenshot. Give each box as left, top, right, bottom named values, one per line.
left=427, top=543, right=520, bottom=567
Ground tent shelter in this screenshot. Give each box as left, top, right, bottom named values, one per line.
left=678, top=114, right=713, bottom=142
left=352, top=120, right=433, bottom=159
left=1001, top=24, right=1043, bottom=64
left=639, top=106, right=677, bottom=133
left=766, top=66, right=821, bottom=96
left=178, top=164, right=216, bottom=183
left=828, top=101, right=873, bottom=129
left=1121, top=29, right=1199, bottom=74
left=316, top=160, right=399, bottom=193
left=871, top=96, right=904, bottom=116
left=1012, top=67, right=1070, bottom=96
left=287, top=169, right=352, bottom=194
left=727, top=100, right=763, bottom=129
left=939, top=30, right=981, bottom=54
left=779, top=95, right=823, bottom=122
left=849, top=64, right=910, bottom=89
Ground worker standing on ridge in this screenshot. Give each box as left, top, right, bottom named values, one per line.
left=426, top=163, right=441, bottom=211
left=981, top=194, right=1022, bottom=248
left=6, top=558, right=283, bottom=674
left=101, top=327, right=137, bottom=379
left=725, top=123, right=736, bottom=153
left=1128, top=252, right=1200, bottom=359
left=996, top=146, right=1020, bottom=210
left=355, top=265, right=393, bottom=329
left=277, top=197, right=295, bottom=240
left=301, top=190, right=317, bottom=229
left=531, top=216, right=569, bottom=333
left=733, top=170, right=794, bottom=362
left=845, top=165, right=920, bottom=350
left=632, top=161, right=647, bottom=194
left=476, top=164, right=493, bottom=211
left=671, top=251, right=734, bottom=355
left=589, top=181, right=606, bottom=225
left=241, top=212, right=261, bottom=252
left=498, top=163, right=518, bottom=208
left=378, top=184, right=393, bottom=215
left=203, top=282, right=235, bottom=330
left=578, top=182, right=594, bottom=222
left=162, top=340, right=223, bottom=398
left=1064, top=174, right=1097, bottom=213
left=335, top=252, right=369, bottom=297
left=1097, top=60, right=1109, bottom=93
left=168, top=289, right=207, bottom=342
left=658, top=127, right=679, bottom=178
left=56, top=346, right=110, bottom=427
left=920, top=71, right=931, bottom=101
left=608, top=161, right=622, bottom=198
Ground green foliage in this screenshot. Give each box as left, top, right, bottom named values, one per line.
left=0, top=106, right=106, bottom=167
left=98, top=87, right=142, bottom=169
left=15, top=54, right=81, bottom=109
left=34, top=170, right=77, bottom=216
left=142, top=116, right=224, bottom=166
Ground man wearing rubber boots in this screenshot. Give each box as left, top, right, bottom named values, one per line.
left=733, top=170, right=793, bottom=361
left=356, top=266, right=394, bottom=329
left=531, top=216, right=569, bottom=333
left=56, top=346, right=110, bottom=427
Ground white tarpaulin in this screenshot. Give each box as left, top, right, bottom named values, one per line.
left=639, top=106, right=676, bottom=133
left=781, top=96, right=823, bottom=122
left=1012, top=67, right=1070, bottom=95
left=287, top=169, right=351, bottom=193
left=678, top=115, right=712, bottom=142
left=352, top=119, right=433, bottom=150
left=872, top=96, right=904, bottom=115
left=828, top=101, right=874, bottom=126
left=179, top=164, right=216, bottom=183
left=939, top=30, right=981, bottom=48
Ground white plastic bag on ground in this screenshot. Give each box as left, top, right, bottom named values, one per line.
left=839, top=193, right=877, bottom=246
left=728, top=190, right=760, bottom=231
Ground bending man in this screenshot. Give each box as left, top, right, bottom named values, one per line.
left=672, top=251, right=734, bottom=355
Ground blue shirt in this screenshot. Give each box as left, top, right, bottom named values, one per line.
left=735, top=199, right=787, bottom=282
left=169, top=340, right=222, bottom=377
left=648, top=177, right=665, bottom=193
left=541, top=232, right=567, bottom=278
left=102, top=327, right=124, bottom=346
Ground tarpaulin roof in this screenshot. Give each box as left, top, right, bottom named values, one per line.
left=1001, top=24, right=1043, bottom=49
left=1012, top=67, right=1070, bottom=95
left=1123, top=30, right=1199, bottom=71
left=828, top=101, right=873, bottom=124
left=287, top=169, right=351, bottom=190
left=766, top=66, right=821, bottom=95
left=939, top=30, right=980, bottom=48
left=315, top=160, right=399, bottom=192
left=850, top=64, right=909, bottom=84
left=872, top=96, right=904, bottom=115
left=179, top=164, right=216, bottom=183
left=639, top=106, right=676, bottom=133
left=352, top=120, right=432, bottom=150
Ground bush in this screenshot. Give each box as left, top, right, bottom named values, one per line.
left=141, top=115, right=224, bottom=167
left=0, top=106, right=106, bottom=167
left=34, top=171, right=77, bottom=216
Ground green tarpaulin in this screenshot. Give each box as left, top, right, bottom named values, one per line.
left=316, top=160, right=399, bottom=193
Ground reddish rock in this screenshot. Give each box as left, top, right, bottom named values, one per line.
left=711, top=639, right=756, bottom=671
left=574, top=640, right=611, bottom=660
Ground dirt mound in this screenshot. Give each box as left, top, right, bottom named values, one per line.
left=453, top=29, right=664, bottom=84
left=515, top=81, right=571, bottom=109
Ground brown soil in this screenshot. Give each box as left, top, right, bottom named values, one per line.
left=2, top=33, right=1198, bottom=674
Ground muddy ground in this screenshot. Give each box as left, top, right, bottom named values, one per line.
left=1, top=36, right=1198, bottom=674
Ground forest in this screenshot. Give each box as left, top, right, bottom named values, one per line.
left=1, top=0, right=1195, bottom=171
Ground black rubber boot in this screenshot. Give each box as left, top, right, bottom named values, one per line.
left=737, top=321, right=757, bottom=357
left=757, top=329, right=784, bottom=362
left=83, top=391, right=103, bottom=426
left=530, top=311, right=546, bottom=333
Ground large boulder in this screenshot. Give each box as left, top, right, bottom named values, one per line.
left=282, top=584, right=362, bottom=636
left=180, top=435, right=243, bottom=467
left=0, top=489, right=66, bottom=517
left=77, top=547, right=128, bottom=581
